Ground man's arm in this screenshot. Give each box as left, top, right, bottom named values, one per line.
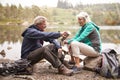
left=24, top=28, right=61, bottom=40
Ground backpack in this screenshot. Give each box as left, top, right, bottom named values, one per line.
left=97, top=48, right=120, bottom=78
left=0, top=59, right=33, bottom=76
left=14, top=59, right=33, bottom=75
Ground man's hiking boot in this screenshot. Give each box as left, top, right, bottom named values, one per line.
left=62, top=60, right=74, bottom=69
left=58, top=64, right=74, bottom=76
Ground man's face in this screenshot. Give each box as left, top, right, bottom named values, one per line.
left=78, top=17, right=86, bottom=26
left=38, top=21, right=47, bottom=31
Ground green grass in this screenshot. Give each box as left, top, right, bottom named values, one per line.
left=49, top=8, right=78, bottom=26
left=0, top=19, right=22, bottom=25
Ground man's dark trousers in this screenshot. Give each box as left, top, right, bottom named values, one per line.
left=27, top=44, right=63, bottom=68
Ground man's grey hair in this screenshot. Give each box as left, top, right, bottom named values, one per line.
left=33, top=16, right=47, bottom=25
left=76, top=12, right=91, bottom=23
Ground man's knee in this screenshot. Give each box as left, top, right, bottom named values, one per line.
left=44, top=44, right=56, bottom=49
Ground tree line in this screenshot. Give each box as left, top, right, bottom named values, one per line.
left=0, top=1, right=120, bottom=26
left=57, top=0, right=120, bottom=25
left=0, top=3, right=50, bottom=24
left=57, top=0, right=73, bottom=9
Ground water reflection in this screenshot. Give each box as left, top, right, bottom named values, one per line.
left=101, top=30, right=120, bottom=43
left=0, top=25, right=25, bottom=44
left=0, top=25, right=120, bottom=60
left=0, top=40, right=21, bottom=60
left=0, top=25, right=120, bottom=43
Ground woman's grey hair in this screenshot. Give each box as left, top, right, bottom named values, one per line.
left=76, top=12, right=91, bottom=23
left=33, top=16, right=47, bottom=25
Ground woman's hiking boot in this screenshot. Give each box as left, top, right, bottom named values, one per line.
left=71, top=66, right=82, bottom=74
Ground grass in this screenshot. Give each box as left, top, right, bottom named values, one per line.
left=0, top=19, right=22, bottom=25
left=49, top=8, right=78, bottom=26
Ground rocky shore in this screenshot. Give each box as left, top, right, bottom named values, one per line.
left=0, top=60, right=118, bottom=80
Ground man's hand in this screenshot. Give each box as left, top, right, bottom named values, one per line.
left=58, top=48, right=62, bottom=53
left=58, top=48, right=63, bottom=58
left=63, top=40, right=68, bottom=44
left=60, top=31, right=69, bottom=38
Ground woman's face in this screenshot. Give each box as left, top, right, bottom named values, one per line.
left=78, top=17, right=86, bottom=26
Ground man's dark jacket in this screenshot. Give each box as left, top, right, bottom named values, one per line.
left=21, top=25, right=61, bottom=58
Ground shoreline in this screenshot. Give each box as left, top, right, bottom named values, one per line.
left=0, top=60, right=112, bottom=80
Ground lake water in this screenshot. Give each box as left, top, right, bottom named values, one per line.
left=0, top=25, right=120, bottom=60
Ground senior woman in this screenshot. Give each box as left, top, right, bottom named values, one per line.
left=65, top=12, right=102, bottom=73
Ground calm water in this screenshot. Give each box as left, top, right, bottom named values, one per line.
left=0, top=25, right=120, bottom=60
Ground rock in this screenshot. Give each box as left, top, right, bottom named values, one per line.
left=7, top=46, right=12, bottom=50
left=0, top=50, right=6, bottom=57
left=13, top=75, right=35, bottom=80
